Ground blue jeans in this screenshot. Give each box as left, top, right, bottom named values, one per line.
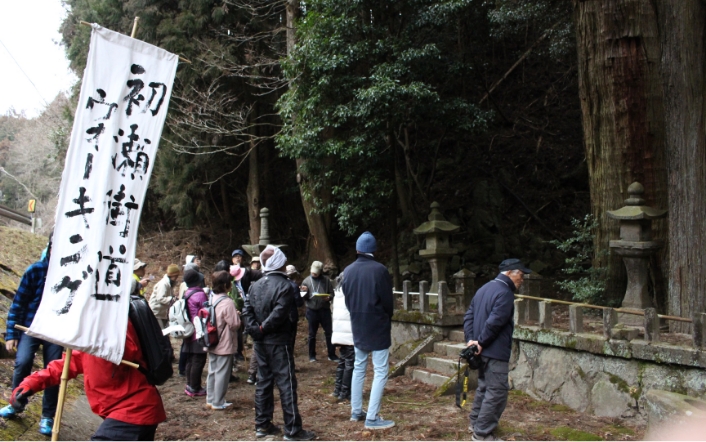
left=351, top=347, right=389, bottom=421
left=12, top=333, right=64, bottom=418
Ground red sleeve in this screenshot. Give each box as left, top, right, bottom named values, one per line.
left=122, top=320, right=147, bottom=368
left=19, top=350, right=84, bottom=393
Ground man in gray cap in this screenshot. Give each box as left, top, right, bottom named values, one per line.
left=301, top=261, right=337, bottom=362
left=463, top=258, right=531, bottom=441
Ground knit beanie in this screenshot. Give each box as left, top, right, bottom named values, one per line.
left=167, top=264, right=181, bottom=277
left=356, top=231, right=377, bottom=253
left=183, top=269, right=203, bottom=288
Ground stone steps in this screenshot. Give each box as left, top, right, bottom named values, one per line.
left=404, top=330, right=478, bottom=395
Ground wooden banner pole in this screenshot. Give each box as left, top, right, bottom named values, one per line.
left=51, top=349, right=72, bottom=441
left=78, top=20, right=192, bottom=64
left=131, top=16, right=140, bottom=38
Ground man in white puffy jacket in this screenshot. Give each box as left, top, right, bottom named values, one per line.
left=331, top=273, right=354, bottom=401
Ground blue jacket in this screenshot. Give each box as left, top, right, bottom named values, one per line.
left=6, top=257, right=49, bottom=341
left=463, top=273, right=516, bottom=362
left=342, top=254, right=393, bottom=352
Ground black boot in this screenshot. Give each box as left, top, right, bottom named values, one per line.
left=332, top=360, right=344, bottom=397
left=339, top=347, right=354, bottom=400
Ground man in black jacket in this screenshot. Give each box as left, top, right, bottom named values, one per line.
left=341, top=232, right=395, bottom=430
left=464, top=258, right=531, bottom=441
left=243, top=245, right=315, bottom=442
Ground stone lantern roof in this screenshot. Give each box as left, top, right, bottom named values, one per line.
left=607, top=182, right=667, bottom=221
left=413, top=202, right=460, bottom=235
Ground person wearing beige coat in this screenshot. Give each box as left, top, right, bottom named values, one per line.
left=206, top=271, right=241, bottom=410
left=148, top=264, right=181, bottom=329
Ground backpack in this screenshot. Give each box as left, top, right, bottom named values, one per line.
left=168, top=289, right=196, bottom=339
left=193, top=294, right=227, bottom=349
left=128, top=295, right=174, bottom=386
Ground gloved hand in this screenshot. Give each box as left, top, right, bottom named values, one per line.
left=10, top=386, right=33, bottom=409
left=248, top=324, right=264, bottom=341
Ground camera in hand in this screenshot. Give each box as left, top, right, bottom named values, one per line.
left=459, top=344, right=482, bottom=370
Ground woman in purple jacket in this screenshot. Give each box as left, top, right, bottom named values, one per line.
left=182, top=269, right=209, bottom=397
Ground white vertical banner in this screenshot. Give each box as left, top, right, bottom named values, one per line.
left=27, top=25, right=178, bottom=364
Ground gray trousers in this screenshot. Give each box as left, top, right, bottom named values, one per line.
left=470, top=356, right=509, bottom=437
left=207, top=353, right=233, bottom=407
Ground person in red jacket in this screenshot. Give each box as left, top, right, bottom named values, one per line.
left=8, top=319, right=167, bottom=441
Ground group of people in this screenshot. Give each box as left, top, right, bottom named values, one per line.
left=2, top=227, right=528, bottom=442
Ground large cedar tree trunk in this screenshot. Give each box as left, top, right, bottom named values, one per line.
left=287, top=0, right=338, bottom=272
left=653, top=0, right=706, bottom=331
left=246, top=103, right=261, bottom=245
left=573, top=0, right=668, bottom=305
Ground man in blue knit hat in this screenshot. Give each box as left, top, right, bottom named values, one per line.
left=341, top=232, right=395, bottom=430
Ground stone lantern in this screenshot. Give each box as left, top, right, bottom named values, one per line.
left=607, top=182, right=667, bottom=325
left=242, top=208, right=286, bottom=259
left=413, top=202, right=460, bottom=292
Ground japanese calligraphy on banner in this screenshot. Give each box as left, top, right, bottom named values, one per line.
left=27, top=24, right=178, bottom=364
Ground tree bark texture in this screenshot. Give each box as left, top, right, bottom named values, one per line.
left=246, top=138, right=261, bottom=245
left=296, top=158, right=338, bottom=272
left=574, top=0, right=668, bottom=305
left=653, top=0, right=706, bottom=331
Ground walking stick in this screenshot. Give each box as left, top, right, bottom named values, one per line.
left=51, top=349, right=72, bottom=441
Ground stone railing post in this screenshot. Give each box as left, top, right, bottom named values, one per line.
left=419, top=281, right=429, bottom=313
left=402, top=280, right=411, bottom=311
left=569, top=305, right=583, bottom=333
left=539, top=301, right=553, bottom=329
left=453, top=269, right=476, bottom=310
left=438, top=281, right=449, bottom=315
left=693, top=312, right=705, bottom=349
left=514, top=299, right=526, bottom=326
left=603, top=308, right=617, bottom=340
left=644, top=308, right=659, bottom=342
left=521, top=273, right=543, bottom=322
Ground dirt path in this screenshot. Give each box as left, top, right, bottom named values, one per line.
left=154, top=319, right=645, bottom=441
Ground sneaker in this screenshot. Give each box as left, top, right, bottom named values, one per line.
left=0, top=404, right=19, bottom=419
left=309, top=358, right=317, bottom=363
left=39, top=417, right=54, bottom=436
left=211, top=402, right=233, bottom=410
left=472, top=433, right=501, bottom=441
left=350, top=410, right=367, bottom=422
left=364, top=416, right=395, bottom=430
left=328, top=356, right=340, bottom=362
left=185, top=386, right=207, bottom=397
left=255, top=423, right=281, bottom=438
left=229, top=374, right=240, bottom=383
left=284, top=429, right=316, bottom=441
left=337, top=394, right=350, bottom=402
left=247, top=375, right=257, bottom=385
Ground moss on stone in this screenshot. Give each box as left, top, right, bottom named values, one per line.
left=608, top=373, right=641, bottom=400
left=550, top=426, right=603, bottom=441
left=550, top=404, right=573, bottom=412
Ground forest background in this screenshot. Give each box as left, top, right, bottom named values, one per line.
left=1, top=0, right=704, bottom=331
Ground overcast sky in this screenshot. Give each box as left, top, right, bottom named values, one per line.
left=0, top=0, right=77, bottom=118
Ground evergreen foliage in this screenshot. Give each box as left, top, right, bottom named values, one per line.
left=277, top=0, right=491, bottom=234
left=551, top=215, right=607, bottom=304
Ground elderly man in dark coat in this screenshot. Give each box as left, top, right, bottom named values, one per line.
left=464, top=258, right=531, bottom=441
left=341, top=231, right=395, bottom=430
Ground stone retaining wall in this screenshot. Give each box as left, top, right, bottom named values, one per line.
left=510, top=326, right=706, bottom=421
